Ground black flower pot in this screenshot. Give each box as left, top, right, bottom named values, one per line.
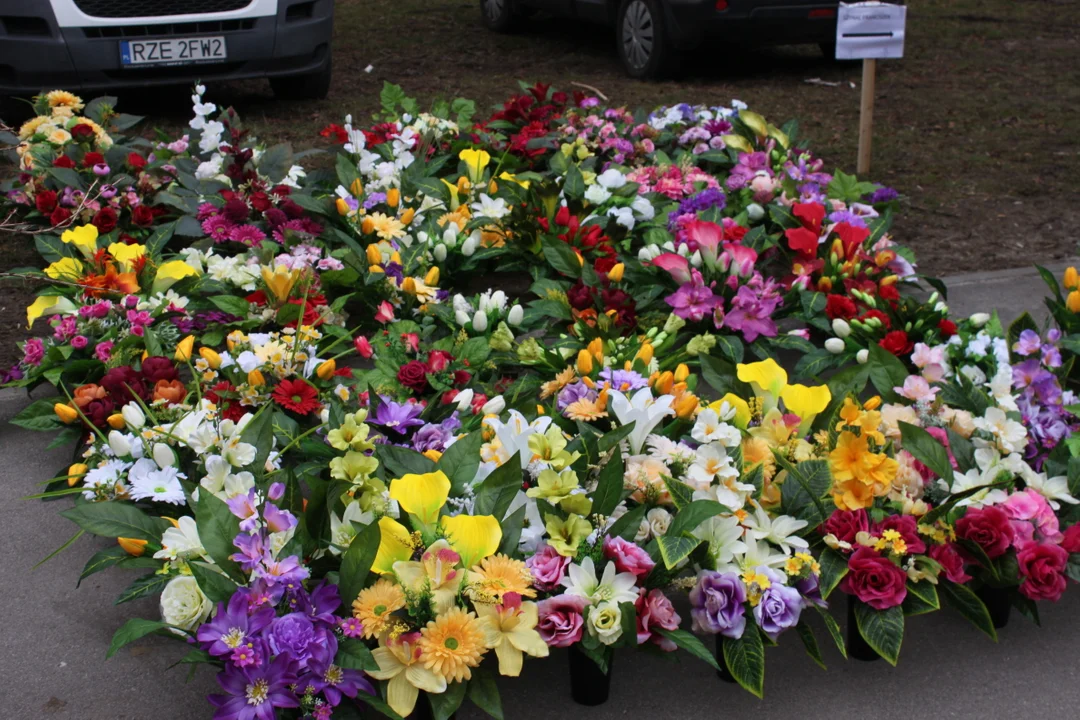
left=713, top=636, right=737, bottom=683
left=975, top=585, right=1012, bottom=629
left=568, top=645, right=613, bottom=706
left=847, top=595, right=880, bottom=662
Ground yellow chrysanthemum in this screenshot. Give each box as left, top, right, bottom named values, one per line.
left=469, top=555, right=536, bottom=602
left=418, top=607, right=487, bottom=683
left=352, top=579, right=406, bottom=639
left=366, top=212, right=405, bottom=241
left=46, top=90, right=84, bottom=111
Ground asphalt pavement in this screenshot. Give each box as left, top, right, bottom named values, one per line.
left=3, top=262, right=1078, bottom=719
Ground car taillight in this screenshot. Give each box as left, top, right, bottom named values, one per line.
left=809, top=8, right=836, bottom=18
left=715, top=0, right=728, bottom=10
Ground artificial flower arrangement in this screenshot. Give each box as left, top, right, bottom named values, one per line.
left=9, top=83, right=1080, bottom=720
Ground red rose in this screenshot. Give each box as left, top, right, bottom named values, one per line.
left=35, top=189, right=58, bottom=213
left=100, top=366, right=148, bottom=403
left=1017, top=541, right=1068, bottom=602
left=840, top=547, right=908, bottom=609
left=81, top=396, right=116, bottom=428
left=938, top=319, right=957, bottom=337
left=223, top=197, right=250, bottom=223
left=53, top=155, right=76, bottom=169
left=821, top=508, right=868, bottom=547
left=453, top=370, right=472, bottom=387
left=1061, top=524, right=1080, bottom=554
left=280, top=199, right=304, bottom=219
left=82, top=151, right=105, bottom=168
left=70, top=123, right=95, bottom=142
left=127, top=152, right=146, bottom=170
left=878, top=330, right=913, bottom=356
left=49, top=207, right=72, bottom=226
left=92, top=206, right=118, bottom=233
left=825, top=294, right=857, bottom=320
left=594, top=255, right=617, bottom=275
left=141, top=356, right=180, bottom=384
left=426, top=350, right=454, bottom=373
left=131, top=204, right=154, bottom=227
left=955, top=506, right=1015, bottom=559
left=397, top=360, right=429, bottom=392
left=878, top=283, right=900, bottom=301
left=566, top=282, right=595, bottom=311
left=928, top=543, right=972, bottom=584
left=249, top=191, right=272, bottom=213
left=873, top=515, right=926, bottom=555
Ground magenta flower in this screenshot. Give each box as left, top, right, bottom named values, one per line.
left=718, top=274, right=782, bottom=342
left=202, top=215, right=235, bottom=243
left=664, top=269, right=722, bottom=322
left=650, top=252, right=692, bottom=284
left=230, top=225, right=267, bottom=247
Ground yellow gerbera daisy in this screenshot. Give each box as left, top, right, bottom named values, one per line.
left=418, top=607, right=487, bottom=683
left=45, top=90, right=84, bottom=111
left=366, top=212, right=405, bottom=241
left=18, top=115, right=53, bottom=140
left=469, top=554, right=536, bottom=602
left=539, top=367, right=576, bottom=399
left=352, top=579, right=406, bottom=639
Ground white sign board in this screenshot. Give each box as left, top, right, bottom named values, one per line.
left=836, top=2, right=906, bottom=59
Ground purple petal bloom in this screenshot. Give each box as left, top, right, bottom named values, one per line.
left=306, top=634, right=375, bottom=706
left=664, top=270, right=723, bottom=322
left=196, top=590, right=275, bottom=658
left=752, top=570, right=803, bottom=640
left=227, top=489, right=261, bottom=532
left=689, top=571, right=746, bottom=639
left=1013, top=329, right=1042, bottom=356
left=598, top=368, right=648, bottom=393
left=230, top=532, right=267, bottom=572
left=556, top=381, right=596, bottom=413
left=257, top=554, right=310, bottom=587
left=371, top=398, right=425, bottom=434
left=719, top=274, right=782, bottom=343
left=263, top=502, right=297, bottom=534
left=209, top=653, right=300, bottom=720
left=266, top=613, right=322, bottom=669
left=796, top=573, right=826, bottom=608
left=412, top=423, right=452, bottom=453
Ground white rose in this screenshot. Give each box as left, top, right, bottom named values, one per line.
left=646, top=507, right=672, bottom=537
left=635, top=518, right=652, bottom=544
left=159, top=575, right=212, bottom=632
left=588, top=601, right=624, bottom=646
left=969, top=313, right=990, bottom=328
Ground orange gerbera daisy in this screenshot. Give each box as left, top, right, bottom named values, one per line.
left=418, top=607, right=487, bottom=683
left=469, top=554, right=536, bottom=602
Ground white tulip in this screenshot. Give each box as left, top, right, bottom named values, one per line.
left=825, top=338, right=846, bottom=354
left=690, top=250, right=703, bottom=268
left=508, top=305, right=524, bottom=326
left=746, top=203, right=765, bottom=221
left=455, top=310, right=471, bottom=327
left=472, top=310, right=488, bottom=332
left=857, top=348, right=870, bottom=364
left=831, top=318, right=851, bottom=338
left=454, top=389, right=475, bottom=411
left=677, top=244, right=690, bottom=257
left=152, top=443, right=177, bottom=469
left=121, top=403, right=145, bottom=429
left=481, top=396, right=506, bottom=415
left=970, top=313, right=990, bottom=328
left=108, top=430, right=132, bottom=457
left=434, top=244, right=447, bottom=262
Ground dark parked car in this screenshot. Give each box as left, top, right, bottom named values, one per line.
left=0, top=0, right=334, bottom=100
left=480, top=0, right=841, bottom=78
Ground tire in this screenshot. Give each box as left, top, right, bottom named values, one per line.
left=270, top=56, right=332, bottom=101
left=616, top=0, right=671, bottom=80
left=480, top=0, right=521, bottom=32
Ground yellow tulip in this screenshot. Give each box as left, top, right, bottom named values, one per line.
left=1064, top=267, right=1079, bottom=291
left=635, top=343, right=654, bottom=366
left=107, top=413, right=126, bottom=430
left=488, top=179, right=499, bottom=194
left=335, top=197, right=350, bottom=216
left=365, top=244, right=383, bottom=266
left=674, top=363, right=690, bottom=383
left=737, top=358, right=788, bottom=408
left=174, top=335, right=195, bottom=362
left=389, top=471, right=451, bottom=525
left=316, top=359, right=337, bottom=380
left=653, top=371, right=674, bottom=395
left=1068, top=291, right=1080, bottom=313
left=424, top=267, right=440, bottom=286
left=607, top=263, right=624, bottom=282
left=400, top=207, right=415, bottom=225
left=350, top=178, right=364, bottom=197
left=386, top=187, right=400, bottom=208
left=152, top=260, right=198, bottom=294
left=44, top=256, right=84, bottom=280
left=117, top=537, right=148, bottom=557
left=587, top=338, right=604, bottom=362
left=674, top=393, right=699, bottom=420
left=440, top=513, right=502, bottom=569
left=247, top=369, right=266, bottom=387
left=361, top=216, right=375, bottom=234
left=67, top=463, right=88, bottom=487
left=401, top=277, right=417, bottom=295
left=60, top=223, right=99, bottom=258
left=459, top=148, right=491, bottom=184
left=422, top=449, right=443, bottom=462
left=54, top=403, right=78, bottom=424
left=372, top=516, right=415, bottom=575
left=199, top=347, right=222, bottom=369
left=261, top=265, right=301, bottom=303
left=576, top=349, right=593, bottom=375
left=864, top=395, right=882, bottom=411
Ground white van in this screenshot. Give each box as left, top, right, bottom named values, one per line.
left=0, top=0, right=334, bottom=99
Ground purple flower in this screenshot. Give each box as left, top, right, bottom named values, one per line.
left=556, top=381, right=596, bottom=413
left=196, top=590, right=275, bottom=659
left=305, top=634, right=374, bottom=706
left=230, top=532, right=267, bottom=572
left=229, top=225, right=267, bottom=247
left=689, top=571, right=746, bottom=638
left=1013, top=329, right=1042, bottom=356
left=284, top=581, right=341, bottom=625
left=227, top=489, right=261, bottom=532
left=340, top=617, right=364, bottom=637
left=719, top=274, right=782, bottom=343
left=752, top=570, right=803, bottom=639
left=209, top=653, right=300, bottom=720
left=664, top=270, right=722, bottom=322
left=867, top=186, right=899, bottom=204
left=796, top=574, right=826, bottom=608
left=266, top=613, right=322, bottom=668
left=598, top=368, right=648, bottom=393
left=263, top=503, right=297, bottom=534
left=257, top=554, right=310, bottom=587
left=412, top=423, right=452, bottom=453
left=371, top=397, right=425, bottom=434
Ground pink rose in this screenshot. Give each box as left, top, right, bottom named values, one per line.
left=928, top=543, right=971, bottom=584
left=635, top=589, right=681, bottom=651
left=1017, top=541, right=1068, bottom=602
left=1061, top=524, right=1080, bottom=554
left=839, top=547, right=908, bottom=610
left=526, top=543, right=571, bottom=592
left=1004, top=489, right=1061, bottom=544
left=603, top=535, right=656, bottom=578
left=537, top=594, right=587, bottom=648
left=956, top=506, right=1015, bottom=559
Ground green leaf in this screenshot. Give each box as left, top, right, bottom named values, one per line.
left=667, top=500, right=727, bottom=537
left=195, top=491, right=246, bottom=584
left=657, top=534, right=702, bottom=570
left=654, top=628, right=721, bottom=671
left=429, top=680, right=467, bottom=720
left=795, top=621, right=827, bottom=670
left=606, top=503, right=645, bottom=541
left=257, top=142, right=293, bottom=183
left=473, top=455, right=522, bottom=519
left=901, top=580, right=940, bottom=616
left=699, top=354, right=751, bottom=397
left=563, top=163, right=584, bottom=198
left=208, top=295, right=251, bottom=317
left=722, top=628, right=766, bottom=698
left=359, top=689, right=405, bottom=720
left=436, top=430, right=483, bottom=494
left=866, top=343, right=909, bottom=402
left=853, top=602, right=904, bottom=665
left=818, top=548, right=849, bottom=599
left=714, top=334, right=744, bottom=364
left=60, top=502, right=169, bottom=542
left=815, top=605, right=847, bottom=659
left=940, top=580, right=997, bottom=641
left=591, top=446, right=625, bottom=518
left=338, top=520, right=381, bottom=608
left=662, top=476, right=696, bottom=511
left=106, top=618, right=175, bottom=659
left=10, top=398, right=63, bottom=432
left=336, top=638, right=379, bottom=671
left=794, top=349, right=837, bottom=381
left=541, top=236, right=582, bottom=278
left=898, top=421, right=955, bottom=485
left=598, top=421, right=636, bottom=452
left=376, top=444, right=436, bottom=479
left=775, top=456, right=831, bottom=527
left=48, top=166, right=86, bottom=191
left=189, top=562, right=238, bottom=604
left=468, top=667, right=504, bottom=720
left=115, top=572, right=171, bottom=604
left=497, top=505, right=527, bottom=557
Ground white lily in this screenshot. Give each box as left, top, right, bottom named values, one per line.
left=742, top=506, right=809, bottom=555
left=561, top=557, right=638, bottom=605
left=608, top=388, right=675, bottom=455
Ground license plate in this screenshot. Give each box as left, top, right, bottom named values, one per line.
left=120, top=36, right=227, bottom=66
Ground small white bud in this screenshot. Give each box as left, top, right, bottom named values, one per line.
left=481, top=396, right=506, bottom=415
left=108, top=431, right=132, bottom=457
left=121, top=404, right=145, bottom=429
left=454, top=389, right=475, bottom=411
left=746, top=203, right=765, bottom=221
left=825, top=338, right=846, bottom=354
left=857, top=348, right=870, bottom=364
left=455, top=310, right=471, bottom=327
left=831, top=318, right=851, bottom=338
left=969, top=313, right=990, bottom=328
left=508, top=305, right=524, bottom=326
left=472, top=310, right=488, bottom=332
left=434, top=244, right=447, bottom=262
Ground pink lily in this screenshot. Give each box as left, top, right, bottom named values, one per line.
left=650, top=252, right=692, bottom=284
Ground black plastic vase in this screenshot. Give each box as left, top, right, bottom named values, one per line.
left=713, top=636, right=737, bottom=683
left=975, top=585, right=1012, bottom=629
left=846, top=596, right=881, bottom=662
left=568, top=645, right=613, bottom=706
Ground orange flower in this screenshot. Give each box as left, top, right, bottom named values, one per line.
left=153, top=379, right=186, bottom=405
left=72, top=383, right=107, bottom=409
left=81, top=262, right=140, bottom=297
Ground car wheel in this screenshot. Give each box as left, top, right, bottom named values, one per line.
left=480, top=0, right=521, bottom=32
left=617, top=0, right=670, bottom=79
left=270, top=55, right=332, bottom=101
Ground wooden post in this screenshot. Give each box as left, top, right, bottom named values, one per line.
left=857, top=57, right=876, bottom=175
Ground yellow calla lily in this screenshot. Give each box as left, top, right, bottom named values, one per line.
left=107, top=242, right=146, bottom=271
left=27, top=295, right=76, bottom=328
left=43, top=256, right=83, bottom=280
left=499, top=171, right=530, bottom=190
left=389, top=471, right=450, bottom=526
left=711, top=393, right=752, bottom=430
left=372, top=516, right=415, bottom=575
left=60, top=224, right=99, bottom=258
left=737, top=358, right=788, bottom=407
left=441, top=178, right=461, bottom=210
left=152, top=260, right=198, bottom=294
left=459, top=148, right=491, bottom=184
left=782, top=383, right=832, bottom=436
left=440, top=514, right=502, bottom=569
